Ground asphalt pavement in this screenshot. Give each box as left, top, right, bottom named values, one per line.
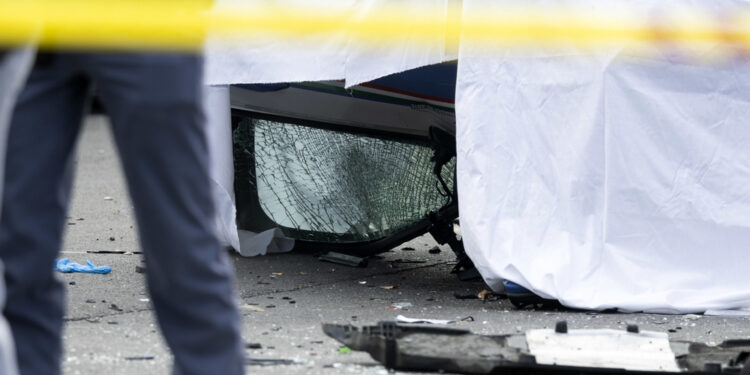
left=58, top=116, right=750, bottom=375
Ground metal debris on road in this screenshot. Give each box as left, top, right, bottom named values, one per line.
left=681, top=314, right=702, bottom=321
left=86, top=250, right=143, bottom=255
left=477, top=289, right=495, bottom=301
left=240, top=304, right=265, bottom=312
left=86, top=250, right=126, bottom=254
left=318, top=252, right=368, bottom=267
left=387, top=302, right=412, bottom=310
left=323, top=321, right=750, bottom=374
left=245, top=358, right=303, bottom=366
left=395, top=315, right=456, bottom=325
left=124, top=356, right=154, bottom=361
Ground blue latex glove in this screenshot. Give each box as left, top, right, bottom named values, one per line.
left=55, top=258, right=111, bottom=274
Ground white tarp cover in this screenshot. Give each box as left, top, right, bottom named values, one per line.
left=205, top=0, right=455, bottom=87
left=456, top=0, right=750, bottom=313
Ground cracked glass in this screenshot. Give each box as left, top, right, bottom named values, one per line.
left=233, top=115, right=455, bottom=243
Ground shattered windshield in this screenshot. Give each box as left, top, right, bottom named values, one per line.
left=233, top=115, right=455, bottom=243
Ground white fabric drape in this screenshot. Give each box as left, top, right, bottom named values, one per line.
left=456, top=0, right=750, bottom=313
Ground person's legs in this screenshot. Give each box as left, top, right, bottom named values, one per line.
left=0, top=53, right=88, bottom=375
left=0, top=46, right=34, bottom=375
left=89, top=53, right=244, bottom=375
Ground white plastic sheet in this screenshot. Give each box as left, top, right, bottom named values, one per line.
left=205, top=0, right=455, bottom=87
left=456, top=0, right=750, bottom=313
left=204, top=86, right=295, bottom=256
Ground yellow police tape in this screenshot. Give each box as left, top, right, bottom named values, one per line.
left=1, top=1, right=750, bottom=53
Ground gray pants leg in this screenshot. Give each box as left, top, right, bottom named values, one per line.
left=0, top=54, right=87, bottom=375
left=88, top=53, right=245, bottom=375
left=0, top=47, right=33, bottom=375
left=0, top=53, right=244, bottom=375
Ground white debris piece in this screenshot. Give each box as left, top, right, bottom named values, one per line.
left=526, top=329, right=679, bottom=372
left=395, top=315, right=455, bottom=325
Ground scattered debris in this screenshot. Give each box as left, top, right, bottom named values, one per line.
left=124, top=356, right=154, bottom=361
left=358, top=281, right=367, bottom=285
left=338, top=346, right=351, bottom=354
left=245, top=343, right=262, bottom=349
left=453, top=292, right=476, bottom=300
left=271, top=272, right=283, bottom=276
left=681, top=314, right=702, bottom=321
left=68, top=281, right=76, bottom=286
left=139, top=298, right=149, bottom=302
left=245, top=358, right=303, bottom=366
left=428, top=246, right=441, bottom=254
left=135, top=265, right=146, bottom=274
left=240, top=304, right=265, bottom=312
left=395, top=315, right=455, bottom=325
left=387, top=302, right=412, bottom=310
left=477, top=289, right=495, bottom=301
left=379, top=286, right=396, bottom=290
left=55, top=259, right=111, bottom=274
left=103, top=196, right=113, bottom=201
left=108, top=237, right=116, bottom=241
left=323, top=321, right=750, bottom=374
left=318, top=252, right=368, bottom=267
